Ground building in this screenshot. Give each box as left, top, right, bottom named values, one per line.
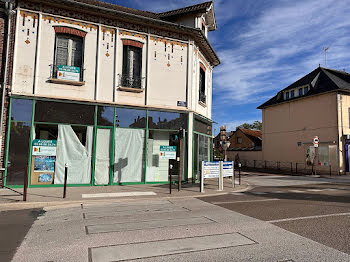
left=1, top=0, right=219, bottom=188
left=258, top=66, right=350, bottom=174
left=228, top=128, right=262, bottom=150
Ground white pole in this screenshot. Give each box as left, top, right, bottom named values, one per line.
left=201, top=161, right=204, bottom=193
left=219, top=161, right=223, bottom=191
left=232, top=161, right=235, bottom=188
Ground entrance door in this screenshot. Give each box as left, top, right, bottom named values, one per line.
left=94, top=128, right=112, bottom=185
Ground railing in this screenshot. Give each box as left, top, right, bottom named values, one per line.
left=199, top=92, right=206, bottom=104
left=236, top=159, right=337, bottom=176
left=49, top=64, right=84, bottom=82
left=118, top=74, right=145, bottom=90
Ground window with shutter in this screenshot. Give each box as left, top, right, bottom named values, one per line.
left=122, top=45, right=142, bottom=88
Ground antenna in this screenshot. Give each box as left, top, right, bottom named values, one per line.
left=323, top=47, right=329, bottom=66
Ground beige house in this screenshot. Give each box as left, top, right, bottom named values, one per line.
left=1, top=0, right=219, bottom=188
left=258, top=66, right=350, bottom=174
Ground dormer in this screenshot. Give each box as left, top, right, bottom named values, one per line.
left=157, top=1, right=217, bottom=38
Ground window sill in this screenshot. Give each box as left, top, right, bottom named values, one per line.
left=198, top=101, right=207, bottom=107
left=48, top=78, right=85, bottom=86
left=118, top=86, right=144, bottom=93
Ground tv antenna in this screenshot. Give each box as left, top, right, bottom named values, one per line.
left=323, top=47, right=329, bottom=66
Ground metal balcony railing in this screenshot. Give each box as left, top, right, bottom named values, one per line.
left=118, top=74, right=145, bottom=90
left=49, top=64, right=84, bottom=82
left=199, top=92, right=206, bottom=104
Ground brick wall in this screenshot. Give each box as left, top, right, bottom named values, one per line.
left=229, top=129, right=255, bottom=149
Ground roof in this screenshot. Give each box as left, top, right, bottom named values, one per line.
left=239, top=128, right=262, bottom=140
left=258, top=67, right=350, bottom=109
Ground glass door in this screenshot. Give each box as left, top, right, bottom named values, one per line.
left=94, top=128, right=112, bottom=185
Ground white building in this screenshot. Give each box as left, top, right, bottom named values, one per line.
left=3, top=0, right=220, bottom=188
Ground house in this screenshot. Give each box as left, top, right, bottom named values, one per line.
left=228, top=128, right=262, bottom=150
left=258, top=66, right=350, bottom=174
left=0, top=0, right=219, bottom=188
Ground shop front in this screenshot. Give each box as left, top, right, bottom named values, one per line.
left=4, top=97, right=189, bottom=188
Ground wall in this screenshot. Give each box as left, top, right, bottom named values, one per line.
left=229, top=129, right=255, bottom=149
left=262, top=92, right=338, bottom=168
left=227, top=150, right=263, bottom=162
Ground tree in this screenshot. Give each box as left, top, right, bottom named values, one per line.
left=236, top=120, right=262, bottom=131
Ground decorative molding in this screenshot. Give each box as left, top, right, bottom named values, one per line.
left=150, top=36, right=187, bottom=48
left=20, top=10, right=38, bottom=20
left=119, top=30, right=146, bottom=40
left=200, top=62, right=206, bottom=72
left=122, top=39, right=144, bottom=48
left=101, top=26, right=116, bottom=34
left=53, top=26, right=87, bottom=38
left=42, top=14, right=98, bottom=31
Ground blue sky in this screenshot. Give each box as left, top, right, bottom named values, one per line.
left=103, top=0, right=350, bottom=134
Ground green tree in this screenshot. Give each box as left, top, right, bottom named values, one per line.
left=237, top=120, right=262, bottom=131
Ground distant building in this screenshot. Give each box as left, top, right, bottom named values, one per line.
left=228, top=128, right=262, bottom=150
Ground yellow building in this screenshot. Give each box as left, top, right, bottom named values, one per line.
left=258, top=67, right=350, bottom=175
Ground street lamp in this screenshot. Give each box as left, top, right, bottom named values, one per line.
left=220, top=140, right=231, bottom=161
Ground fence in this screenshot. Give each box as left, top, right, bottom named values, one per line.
left=239, top=159, right=337, bottom=176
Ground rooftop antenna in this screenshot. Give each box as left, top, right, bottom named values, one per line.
left=323, top=46, right=329, bottom=67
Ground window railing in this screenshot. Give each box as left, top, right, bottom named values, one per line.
left=199, top=92, right=206, bottom=104
left=49, top=64, right=84, bottom=82
left=118, top=74, right=145, bottom=90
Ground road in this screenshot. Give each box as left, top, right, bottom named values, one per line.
left=4, top=174, right=350, bottom=261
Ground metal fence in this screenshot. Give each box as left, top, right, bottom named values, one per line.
left=238, top=159, right=337, bottom=176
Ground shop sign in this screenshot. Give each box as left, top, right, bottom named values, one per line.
left=33, top=139, right=57, bottom=156
left=57, top=65, right=80, bottom=81
left=159, top=146, right=177, bottom=159
left=203, top=161, right=220, bottom=178
left=223, top=161, right=234, bottom=177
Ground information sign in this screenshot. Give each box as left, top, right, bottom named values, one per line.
left=32, top=139, right=57, bottom=156
left=159, top=146, right=177, bottom=160
left=57, top=65, right=81, bottom=81
left=203, top=161, right=220, bottom=178
left=223, top=161, right=234, bottom=177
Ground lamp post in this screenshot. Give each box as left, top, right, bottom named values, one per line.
left=220, top=140, right=231, bottom=161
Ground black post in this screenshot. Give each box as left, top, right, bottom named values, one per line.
left=291, top=162, right=293, bottom=174
left=254, top=160, right=256, bottom=169
left=178, top=137, right=182, bottom=192
left=265, top=160, right=267, bottom=169
left=239, top=165, right=241, bottom=185
left=23, top=167, right=28, bottom=202
left=296, top=163, right=298, bottom=175
left=169, top=164, right=172, bottom=194
left=330, top=165, right=332, bottom=176
left=63, top=165, right=68, bottom=199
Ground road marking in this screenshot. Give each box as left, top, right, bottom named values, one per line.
left=306, top=189, right=323, bottom=192
left=268, top=212, right=350, bottom=223
left=288, top=190, right=305, bottom=193
left=82, top=192, right=156, bottom=198
left=251, top=192, right=267, bottom=195
left=212, top=198, right=280, bottom=205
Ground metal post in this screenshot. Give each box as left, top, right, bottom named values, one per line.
left=232, top=161, right=235, bottom=188
left=23, top=167, right=28, bottom=202
left=239, top=164, right=241, bottom=185
left=264, top=160, right=267, bottom=169
left=200, top=161, right=204, bottom=193
left=291, top=162, right=293, bottom=174
left=296, top=163, right=298, bottom=175
left=330, top=165, right=332, bottom=176
left=254, top=160, right=256, bottom=169
left=178, top=136, right=182, bottom=192
left=219, top=161, right=223, bottom=191
left=169, top=164, right=173, bottom=194
left=63, top=164, right=68, bottom=199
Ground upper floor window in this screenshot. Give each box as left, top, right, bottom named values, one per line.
left=121, top=44, right=142, bottom=89
left=237, top=137, right=242, bottom=144
left=304, top=86, right=309, bottom=94
left=285, top=91, right=290, bottom=100
left=290, top=90, right=295, bottom=98
left=53, top=34, right=84, bottom=81
left=199, top=64, right=206, bottom=104
left=298, top=88, right=303, bottom=96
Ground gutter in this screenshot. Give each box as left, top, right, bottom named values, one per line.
left=0, top=1, right=15, bottom=169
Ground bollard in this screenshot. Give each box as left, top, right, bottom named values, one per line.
left=329, top=165, right=332, bottom=176
left=23, top=167, right=28, bottom=202
left=296, top=163, right=298, bottom=175
left=290, top=162, right=293, bottom=174
left=254, top=160, right=256, bottom=169
left=63, top=164, right=68, bottom=199
left=169, top=164, right=173, bottom=194
left=238, top=163, right=241, bottom=185
left=265, top=160, right=267, bottom=169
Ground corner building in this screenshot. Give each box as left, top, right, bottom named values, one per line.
left=2, top=0, right=220, bottom=188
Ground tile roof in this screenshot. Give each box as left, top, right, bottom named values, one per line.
left=258, top=67, right=350, bottom=109
left=157, top=1, right=213, bottom=18
left=239, top=128, right=262, bottom=139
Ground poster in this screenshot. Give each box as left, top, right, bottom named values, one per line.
left=57, top=65, right=80, bottom=81
left=38, top=173, right=53, bottom=183
left=159, top=146, right=177, bottom=160
left=34, top=156, right=56, bottom=172
left=33, top=139, right=57, bottom=156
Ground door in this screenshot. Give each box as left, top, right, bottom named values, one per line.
left=94, top=128, right=112, bottom=185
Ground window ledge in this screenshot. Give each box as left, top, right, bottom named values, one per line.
left=198, top=101, right=207, bottom=107
left=118, top=86, right=144, bottom=93
left=48, top=78, right=85, bottom=86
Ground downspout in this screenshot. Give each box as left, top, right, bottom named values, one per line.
left=0, top=1, right=14, bottom=170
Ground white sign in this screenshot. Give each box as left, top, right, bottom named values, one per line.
left=203, top=161, right=220, bottom=178
left=159, top=146, right=176, bottom=160
left=223, top=161, right=234, bottom=177
left=57, top=65, right=80, bottom=82
left=313, top=136, right=319, bottom=148
left=32, top=139, right=57, bottom=156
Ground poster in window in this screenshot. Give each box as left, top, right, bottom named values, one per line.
left=57, top=65, right=80, bottom=81
left=38, top=173, right=53, bottom=183
left=34, top=156, right=56, bottom=172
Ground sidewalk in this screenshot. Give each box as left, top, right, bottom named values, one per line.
left=0, top=178, right=249, bottom=210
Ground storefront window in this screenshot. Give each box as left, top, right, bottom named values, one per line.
left=194, top=117, right=212, bottom=135
left=148, top=111, right=187, bottom=130
left=193, top=133, right=210, bottom=182
left=6, top=122, right=31, bottom=185
left=97, top=106, right=114, bottom=126
left=116, top=107, right=146, bottom=128
left=11, top=99, right=33, bottom=122
left=35, top=101, right=95, bottom=125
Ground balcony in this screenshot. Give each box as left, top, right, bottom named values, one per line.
left=117, top=74, right=145, bottom=93
left=48, top=64, right=85, bottom=86
left=199, top=92, right=206, bottom=104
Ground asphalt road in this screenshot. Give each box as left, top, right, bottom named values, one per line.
left=200, top=181, right=350, bottom=255
left=0, top=208, right=45, bottom=262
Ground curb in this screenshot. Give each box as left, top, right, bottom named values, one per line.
left=0, top=183, right=251, bottom=211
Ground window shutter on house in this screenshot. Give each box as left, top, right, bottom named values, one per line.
left=56, top=36, right=69, bottom=66
left=71, top=38, right=83, bottom=68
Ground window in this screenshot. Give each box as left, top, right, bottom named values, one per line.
left=290, top=90, right=295, bottom=98
left=285, top=92, right=290, bottom=99
left=148, top=111, right=187, bottom=130
left=199, top=67, right=206, bottom=103
left=54, top=34, right=83, bottom=81
left=237, top=137, right=242, bottom=144
left=122, top=45, right=142, bottom=89
left=194, top=117, right=212, bottom=135
left=299, top=88, right=303, bottom=96
left=304, top=86, right=309, bottom=94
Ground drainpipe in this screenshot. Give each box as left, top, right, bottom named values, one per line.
left=0, top=1, right=14, bottom=170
